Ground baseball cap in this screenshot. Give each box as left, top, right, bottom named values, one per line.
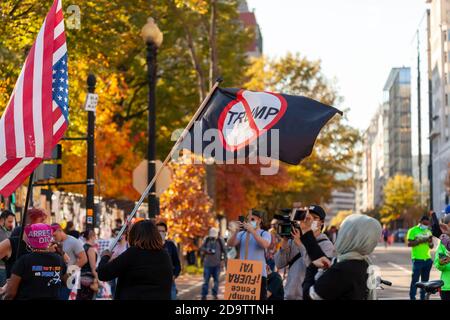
left=25, top=223, right=53, bottom=249
left=308, top=205, right=326, bottom=220
left=251, top=209, right=263, bottom=219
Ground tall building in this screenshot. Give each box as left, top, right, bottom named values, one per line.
left=356, top=103, right=389, bottom=212
left=427, top=0, right=450, bottom=213
left=384, top=67, right=413, bottom=177
left=238, top=0, right=263, bottom=57
left=356, top=68, right=412, bottom=212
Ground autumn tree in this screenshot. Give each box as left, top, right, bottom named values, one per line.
left=380, top=175, right=421, bottom=225
left=330, top=210, right=353, bottom=228
left=159, top=161, right=215, bottom=253
left=216, top=54, right=360, bottom=216
left=0, top=0, right=252, bottom=201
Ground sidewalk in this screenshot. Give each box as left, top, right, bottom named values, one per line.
left=176, top=272, right=226, bottom=300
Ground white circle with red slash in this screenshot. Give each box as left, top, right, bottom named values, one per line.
left=218, top=90, right=287, bottom=151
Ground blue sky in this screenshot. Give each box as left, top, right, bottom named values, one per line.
left=246, top=0, right=427, bottom=130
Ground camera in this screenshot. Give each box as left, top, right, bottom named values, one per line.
left=274, top=208, right=306, bottom=238
left=207, top=248, right=216, bottom=255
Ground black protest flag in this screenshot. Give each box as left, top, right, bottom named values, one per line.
left=179, top=88, right=342, bottom=165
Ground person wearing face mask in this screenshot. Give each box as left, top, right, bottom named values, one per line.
left=227, top=209, right=272, bottom=300
left=200, top=227, right=227, bottom=300
left=406, top=215, right=434, bottom=300
left=274, top=205, right=335, bottom=300
left=156, top=222, right=181, bottom=300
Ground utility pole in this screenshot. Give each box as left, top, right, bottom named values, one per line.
left=417, top=30, right=423, bottom=200
left=427, top=9, right=433, bottom=209
left=86, top=74, right=97, bottom=230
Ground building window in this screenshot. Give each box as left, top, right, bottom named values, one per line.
left=446, top=94, right=449, bottom=106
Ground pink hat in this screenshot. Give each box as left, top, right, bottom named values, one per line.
left=25, top=223, right=53, bottom=249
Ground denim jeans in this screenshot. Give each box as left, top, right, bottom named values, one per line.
left=109, top=279, right=117, bottom=298
left=171, top=282, right=177, bottom=300
left=201, top=266, right=220, bottom=298
left=409, top=259, right=433, bottom=300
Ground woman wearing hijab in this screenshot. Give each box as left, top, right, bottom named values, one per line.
left=300, top=213, right=382, bottom=300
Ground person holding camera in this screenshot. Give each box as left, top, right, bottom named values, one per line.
left=274, top=205, right=335, bottom=300
left=200, top=227, right=227, bottom=300
left=301, top=213, right=382, bottom=300
left=406, top=215, right=434, bottom=300
left=227, top=209, right=272, bottom=300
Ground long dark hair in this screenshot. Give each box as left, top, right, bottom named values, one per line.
left=128, top=220, right=163, bottom=250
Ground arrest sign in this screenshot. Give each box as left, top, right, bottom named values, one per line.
left=224, top=259, right=263, bottom=300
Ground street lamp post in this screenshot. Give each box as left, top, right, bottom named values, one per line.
left=86, top=74, right=97, bottom=230
left=142, top=18, right=163, bottom=218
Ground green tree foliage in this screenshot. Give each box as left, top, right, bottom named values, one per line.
left=0, top=0, right=251, bottom=199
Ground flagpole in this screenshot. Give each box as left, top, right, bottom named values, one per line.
left=109, top=77, right=223, bottom=251
left=16, top=171, right=34, bottom=260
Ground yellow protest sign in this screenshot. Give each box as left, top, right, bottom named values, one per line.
left=224, top=259, right=263, bottom=300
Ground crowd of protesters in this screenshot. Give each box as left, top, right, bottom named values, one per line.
left=0, top=208, right=180, bottom=300
left=199, top=205, right=450, bottom=301
left=2, top=202, right=450, bottom=301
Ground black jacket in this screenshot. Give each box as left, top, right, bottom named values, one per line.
left=300, top=230, right=369, bottom=300
left=97, top=246, right=173, bottom=300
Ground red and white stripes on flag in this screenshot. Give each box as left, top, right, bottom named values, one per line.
left=0, top=0, right=69, bottom=196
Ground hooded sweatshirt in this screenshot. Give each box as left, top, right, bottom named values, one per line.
left=274, top=233, right=335, bottom=300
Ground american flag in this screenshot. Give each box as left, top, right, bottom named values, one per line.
left=0, top=0, right=68, bottom=196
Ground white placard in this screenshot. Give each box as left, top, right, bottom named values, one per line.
left=85, top=93, right=99, bottom=112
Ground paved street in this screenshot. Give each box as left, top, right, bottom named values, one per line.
left=372, top=242, right=441, bottom=300
left=176, top=242, right=443, bottom=300
left=177, top=273, right=226, bottom=300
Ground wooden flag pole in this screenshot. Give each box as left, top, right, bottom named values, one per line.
left=109, top=78, right=223, bottom=251
left=16, top=171, right=35, bottom=260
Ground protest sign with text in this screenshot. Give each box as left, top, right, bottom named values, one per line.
left=224, top=259, right=263, bottom=300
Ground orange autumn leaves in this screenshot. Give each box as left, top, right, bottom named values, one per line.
left=159, top=161, right=215, bottom=252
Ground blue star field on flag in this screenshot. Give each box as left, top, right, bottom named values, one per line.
left=52, top=53, right=69, bottom=121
